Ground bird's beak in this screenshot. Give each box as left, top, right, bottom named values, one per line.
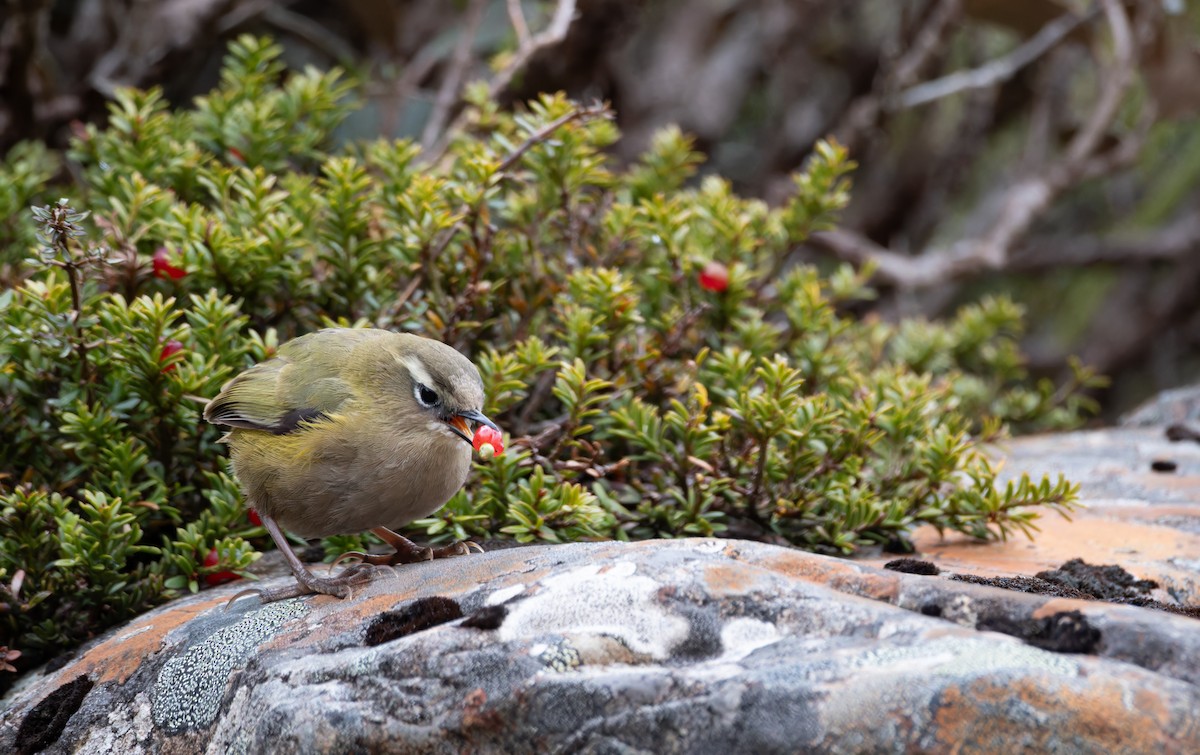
left=446, top=409, right=500, bottom=444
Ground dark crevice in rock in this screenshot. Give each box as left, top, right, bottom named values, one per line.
left=363, top=597, right=463, bottom=646
left=882, top=535, right=915, bottom=554
left=670, top=606, right=724, bottom=660
left=1165, top=423, right=1200, bottom=443
left=461, top=605, right=507, bottom=630
left=978, top=610, right=1102, bottom=654
left=15, top=674, right=93, bottom=755
left=43, top=651, right=76, bottom=674
left=884, top=558, right=940, bottom=575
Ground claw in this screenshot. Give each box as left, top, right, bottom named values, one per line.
left=328, top=550, right=367, bottom=573
left=373, top=563, right=400, bottom=581
left=465, top=541, right=484, bottom=554
left=224, top=587, right=264, bottom=611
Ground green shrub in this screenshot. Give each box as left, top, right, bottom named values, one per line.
left=0, top=36, right=1099, bottom=679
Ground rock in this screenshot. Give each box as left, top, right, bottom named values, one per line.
left=2, top=535, right=1199, bottom=754
left=1122, top=382, right=1200, bottom=427
left=878, top=425, right=1200, bottom=609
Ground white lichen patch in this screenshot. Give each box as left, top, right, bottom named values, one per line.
left=151, top=599, right=308, bottom=732
left=498, top=563, right=690, bottom=660
left=718, top=618, right=780, bottom=662
left=859, top=636, right=1079, bottom=678
left=76, top=691, right=155, bottom=754
left=486, top=583, right=526, bottom=606
left=118, top=625, right=153, bottom=643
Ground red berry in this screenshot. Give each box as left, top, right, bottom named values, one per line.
left=228, top=146, right=245, bottom=163
left=159, top=340, right=184, bottom=372
left=152, top=248, right=187, bottom=280
left=248, top=509, right=262, bottom=526
left=472, top=425, right=505, bottom=458
left=203, top=548, right=240, bottom=586
left=698, top=261, right=729, bottom=293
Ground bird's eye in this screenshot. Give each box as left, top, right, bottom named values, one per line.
left=414, top=383, right=441, bottom=408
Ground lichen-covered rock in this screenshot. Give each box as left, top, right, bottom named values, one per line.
left=2, top=536, right=1198, bottom=754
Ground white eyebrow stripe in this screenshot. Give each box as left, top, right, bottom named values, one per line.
left=399, top=355, right=435, bottom=388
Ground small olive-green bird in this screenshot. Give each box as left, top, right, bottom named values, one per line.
left=204, top=327, right=499, bottom=602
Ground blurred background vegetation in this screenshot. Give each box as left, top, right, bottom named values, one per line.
left=2, top=0, right=1198, bottom=417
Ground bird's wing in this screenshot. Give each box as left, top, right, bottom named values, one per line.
left=203, top=329, right=381, bottom=434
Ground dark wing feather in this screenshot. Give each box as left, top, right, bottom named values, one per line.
left=203, top=329, right=377, bottom=434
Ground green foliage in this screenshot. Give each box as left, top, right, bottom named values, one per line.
left=1, top=36, right=1094, bottom=678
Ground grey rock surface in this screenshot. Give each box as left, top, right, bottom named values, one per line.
left=2, top=536, right=1199, bottom=754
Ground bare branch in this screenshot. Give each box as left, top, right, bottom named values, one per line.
left=261, top=5, right=358, bottom=63
left=1061, top=0, right=1133, bottom=168
left=420, top=0, right=488, bottom=151
left=818, top=0, right=1139, bottom=290
left=891, top=0, right=964, bottom=91
left=1010, top=213, right=1200, bottom=270
left=506, top=0, right=532, bottom=49
left=424, top=0, right=578, bottom=164
left=893, top=10, right=1092, bottom=110
left=834, top=0, right=962, bottom=148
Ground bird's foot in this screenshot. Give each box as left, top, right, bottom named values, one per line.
left=234, top=562, right=388, bottom=605
left=330, top=532, right=484, bottom=571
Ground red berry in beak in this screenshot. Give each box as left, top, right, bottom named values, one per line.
left=472, top=425, right=505, bottom=458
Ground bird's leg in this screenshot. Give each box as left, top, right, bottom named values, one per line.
left=250, top=513, right=380, bottom=603
left=331, top=526, right=483, bottom=570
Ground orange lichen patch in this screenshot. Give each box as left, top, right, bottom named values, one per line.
left=1093, top=503, right=1200, bottom=523
left=702, top=562, right=767, bottom=595
left=865, top=513, right=1200, bottom=588
left=55, top=595, right=230, bottom=687
left=758, top=550, right=901, bottom=601
left=931, top=675, right=1176, bottom=752
left=1028, top=597, right=1105, bottom=619
left=1124, top=470, right=1200, bottom=494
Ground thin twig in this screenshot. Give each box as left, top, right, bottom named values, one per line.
left=496, top=101, right=612, bottom=174
left=426, top=101, right=613, bottom=263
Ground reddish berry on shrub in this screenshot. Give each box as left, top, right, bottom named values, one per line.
left=699, top=261, right=729, bottom=292
left=203, top=548, right=240, bottom=586
left=152, top=248, right=187, bottom=280
left=159, top=340, right=184, bottom=371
